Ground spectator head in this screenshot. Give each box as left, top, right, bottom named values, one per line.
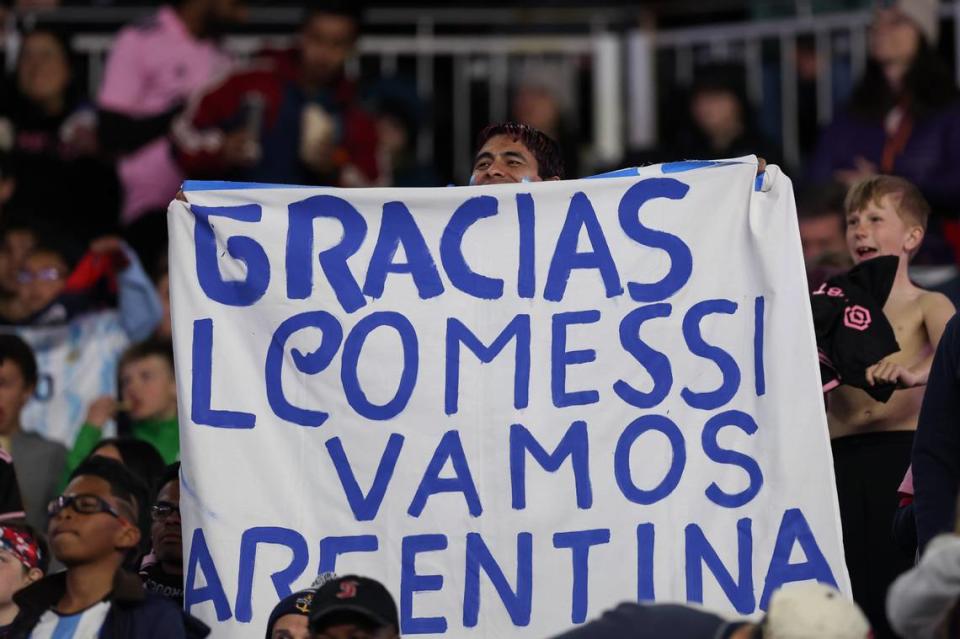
left=90, top=438, right=166, bottom=498
left=0, top=218, right=39, bottom=297
left=511, top=63, right=569, bottom=138
left=0, top=334, right=37, bottom=437
left=870, top=0, right=938, bottom=68
left=845, top=175, right=929, bottom=264
left=853, top=1, right=954, bottom=120
left=16, top=27, right=73, bottom=115
left=754, top=582, right=870, bottom=638
left=16, top=237, right=79, bottom=317
left=118, top=338, right=177, bottom=423
left=149, top=463, right=181, bottom=575
left=797, top=183, right=851, bottom=268
left=0, top=522, right=47, bottom=617
left=173, top=0, right=246, bottom=37
left=308, top=575, right=399, bottom=639
left=471, top=122, right=564, bottom=186
left=688, top=65, right=750, bottom=152
left=300, top=2, right=362, bottom=87
left=266, top=587, right=317, bottom=639
left=52, top=457, right=148, bottom=570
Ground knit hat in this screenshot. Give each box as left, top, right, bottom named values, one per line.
left=886, top=0, right=940, bottom=45
left=264, top=573, right=336, bottom=639
left=763, top=582, right=871, bottom=639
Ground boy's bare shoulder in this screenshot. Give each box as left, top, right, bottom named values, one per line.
left=918, top=289, right=956, bottom=314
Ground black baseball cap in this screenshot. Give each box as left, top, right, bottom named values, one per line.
left=308, top=575, right=399, bottom=632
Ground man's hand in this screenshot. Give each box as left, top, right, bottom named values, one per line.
left=89, top=235, right=125, bottom=255
left=221, top=130, right=260, bottom=167
left=85, top=396, right=119, bottom=429
left=834, top=156, right=878, bottom=187
left=866, top=359, right=926, bottom=389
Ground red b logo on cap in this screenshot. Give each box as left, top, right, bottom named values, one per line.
left=337, top=580, right=359, bottom=599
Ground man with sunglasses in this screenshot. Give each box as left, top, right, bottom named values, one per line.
left=5, top=456, right=207, bottom=638
left=139, top=463, right=183, bottom=607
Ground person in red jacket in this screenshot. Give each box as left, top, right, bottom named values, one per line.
left=173, top=1, right=378, bottom=187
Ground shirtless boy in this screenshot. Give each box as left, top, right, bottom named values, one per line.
left=828, top=175, right=955, bottom=638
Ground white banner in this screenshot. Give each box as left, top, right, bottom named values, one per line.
left=170, top=158, right=849, bottom=639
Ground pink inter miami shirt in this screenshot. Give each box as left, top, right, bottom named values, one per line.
left=98, top=5, right=229, bottom=224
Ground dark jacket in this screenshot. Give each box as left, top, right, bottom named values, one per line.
left=8, top=569, right=209, bottom=639
left=808, top=102, right=960, bottom=215
left=913, top=313, right=960, bottom=552
left=173, top=49, right=378, bottom=187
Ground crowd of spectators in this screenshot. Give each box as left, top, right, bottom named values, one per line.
left=0, top=0, right=958, bottom=637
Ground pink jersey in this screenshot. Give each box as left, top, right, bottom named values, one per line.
left=98, top=6, right=229, bottom=223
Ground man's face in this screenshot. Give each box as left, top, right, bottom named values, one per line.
left=300, top=13, right=357, bottom=87
left=471, top=134, right=541, bottom=186
left=48, top=476, right=139, bottom=567
left=17, top=251, right=67, bottom=316
left=0, top=230, right=36, bottom=295
left=272, top=613, right=310, bottom=639
left=150, top=479, right=181, bottom=570
left=0, top=359, right=32, bottom=436
left=799, top=213, right=847, bottom=265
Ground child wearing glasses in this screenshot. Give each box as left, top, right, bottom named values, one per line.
left=5, top=456, right=206, bottom=638
left=0, top=522, right=47, bottom=636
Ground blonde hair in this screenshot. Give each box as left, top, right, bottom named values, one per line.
left=844, top=175, right=930, bottom=230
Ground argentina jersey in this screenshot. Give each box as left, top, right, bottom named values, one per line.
left=28, top=601, right=110, bottom=638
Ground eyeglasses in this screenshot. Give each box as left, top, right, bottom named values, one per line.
left=17, top=268, right=63, bottom=284
left=151, top=501, right=180, bottom=522
left=47, top=494, right=128, bottom=522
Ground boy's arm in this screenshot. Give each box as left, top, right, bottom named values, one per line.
left=59, top=397, right=117, bottom=491
left=923, top=292, right=957, bottom=352
left=868, top=292, right=955, bottom=388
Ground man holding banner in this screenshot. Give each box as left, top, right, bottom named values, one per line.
left=169, top=151, right=849, bottom=638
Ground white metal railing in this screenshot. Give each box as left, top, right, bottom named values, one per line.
left=13, top=5, right=960, bottom=180
left=71, top=32, right=620, bottom=181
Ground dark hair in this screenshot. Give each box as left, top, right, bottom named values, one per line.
left=90, top=438, right=166, bottom=497
left=0, top=334, right=38, bottom=389
left=303, top=1, right=363, bottom=31
left=475, top=122, right=565, bottom=180
left=849, top=39, right=958, bottom=119
left=796, top=182, right=848, bottom=221
left=69, top=456, right=150, bottom=567
left=119, top=338, right=175, bottom=374
left=156, top=462, right=180, bottom=500
left=2, top=521, right=50, bottom=574
left=28, top=234, right=83, bottom=273
left=15, top=26, right=80, bottom=112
